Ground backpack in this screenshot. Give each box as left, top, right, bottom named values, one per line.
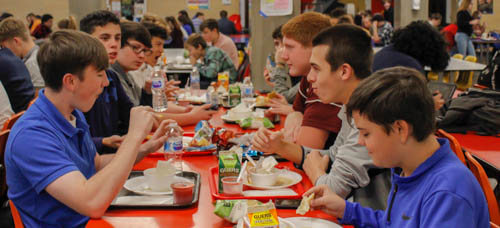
left=437, top=88, right=500, bottom=136
left=477, top=50, right=500, bottom=91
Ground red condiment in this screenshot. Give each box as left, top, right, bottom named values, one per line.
left=171, top=181, right=194, bottom=204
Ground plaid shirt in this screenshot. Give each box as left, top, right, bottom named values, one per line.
left=377, top=22, right=394, bottom=47
left=195, top=46, right=237, bottom=82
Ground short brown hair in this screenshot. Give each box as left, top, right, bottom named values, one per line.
left=346, top=67, right=436, bottom=142
left=186, top=33, right=207, bottom=49
left=0, top=18, right=30, bottom=42
left=37, top=30, right=108, bottom=91
left=281, top=12, right=331, bottom=47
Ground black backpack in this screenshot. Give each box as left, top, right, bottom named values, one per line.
left=477, top=50, right=500, bottom=91
left=437, top=88, right=500, bottom=136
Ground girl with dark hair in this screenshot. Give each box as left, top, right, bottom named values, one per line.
left=178, top=14, right=193, bottom=35
left=165, top=16, right=184, bottom=48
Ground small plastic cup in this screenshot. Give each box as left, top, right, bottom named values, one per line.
left=221, top=176, right=243, bottom=195
left=171, top=181, right=194, bottom=205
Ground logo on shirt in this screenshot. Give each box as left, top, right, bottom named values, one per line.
left=402, top=214, right=411, bottom=220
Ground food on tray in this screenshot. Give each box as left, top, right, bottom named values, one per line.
left=296, top=193, right=315, bottom=215
left=190, top=120, right=213, bottom=147
left=237, top=117, right=275, bottom=129
left=214, top=200, right=261, bottom=223
left=244, top=201, right=279, bottom=228
left=227, top=103, right=252, bottom=120
left=255, top=91, right=279, bottom=107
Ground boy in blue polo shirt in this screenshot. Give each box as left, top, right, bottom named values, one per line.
left=305, top=67, right=489, bottom=227
left=5, top=30, right=171, bottom=227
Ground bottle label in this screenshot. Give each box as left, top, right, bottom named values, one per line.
left=165, top=138, right=183, bottom=152
left=190, top=76, right=200, bottom=83
left=152, top=79, right=163, bottom=89
left=243, top=87, right=253, bottom=96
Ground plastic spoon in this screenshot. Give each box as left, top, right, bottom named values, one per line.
left=245, top=153, right=257, bottom=167
left=236, top=161, right=248, bottom=183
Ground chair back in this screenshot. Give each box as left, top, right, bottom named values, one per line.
left=443, top=54, right=465, bottom=83
left=0, top=130, right=9, bottom=202
left=452, top=53, right=464, bottom=60
left=456, top=56, right=478, bottom=90
left=2, top=111, right=25, bottom=131
left=9, top=200, right=24, bottom=228
left=465, top=151, right=500, bottom=225
left=436, top=129, right=466, bottom=165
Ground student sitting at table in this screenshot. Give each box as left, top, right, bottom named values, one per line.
left=185, top=33, right=237, bottom=88
left=82, top=11, right=216, bottom=154
left=255, top=12, right=341, bottom=151
left=305, top=66, right=489, bottom=227
left=200, top=19, right=239, bottom=69
left=81, top=10, right=134, bottom=154
left=253, top=25, right=390, bottom=210
left=111, top=21, right=153, bottom=106
left=5, top=30, right=171, bottom=228
left=0, top=17, right=44, bottom=90
left=263, top=25, right=301, bottom=106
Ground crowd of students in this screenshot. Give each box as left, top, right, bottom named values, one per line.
left=0, top=5, right=493, bottom=228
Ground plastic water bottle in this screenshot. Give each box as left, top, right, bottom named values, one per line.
left=241, top=77, right=254, bottom=106
left=151, top=65, right=168, bottom=112
left=164, top=122, right=183, bottom=173
left=190, top=66, right=200, bottom=96
left=206, top=82, right=219, bottom=110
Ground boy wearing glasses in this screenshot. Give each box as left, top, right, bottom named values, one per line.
left=112, top=21, right=153, bottom=106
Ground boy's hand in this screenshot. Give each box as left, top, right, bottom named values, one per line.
left=102, top=135, right=124, bottom=148
left=165, top=80, right=181, bottom=97
left=432, top=90, right=445, bottom=110
left=251, top=128, right=284, bottom=155
left=189, top=104, right=217, bottom=120
left=303, top=150, right=329, bottom=184
left=127, top=106, right=156, bottom=140
left=304, top=185, right=346, bottom=218
left=139, top=119, right=174, bottom=154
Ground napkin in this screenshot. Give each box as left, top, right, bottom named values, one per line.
left=242, top=188, right=297, bottom=197
left=113, top=196, right=173, bottom=205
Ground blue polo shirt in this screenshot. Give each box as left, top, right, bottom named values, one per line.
left=5, top=89, right=97, bottom=228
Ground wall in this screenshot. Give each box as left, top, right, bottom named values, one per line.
left=339, top=0, right=366, bottom=13
left=394, top=0, right=428, bottom=29
left=250, top=0, right=301, bottom=91
left=473, top=0, right=500, bottom=31
left=0, top=0, right=70, bottom=26
left=146, top=0, right=240, bottom=21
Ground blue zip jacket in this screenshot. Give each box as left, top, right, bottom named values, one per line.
left=340, top=138, right=489, bottom=227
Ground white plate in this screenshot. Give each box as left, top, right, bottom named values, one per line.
left=221, top=114, right=240, bottom=123
left=241, top=217, right=295, bottom=228
left=123, top=176, right=191, bottom=196
left=244, top=169, right=302, bottom=190
left=284, top=217, right=342, bottom=228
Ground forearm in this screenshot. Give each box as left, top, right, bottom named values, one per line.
left=74, top=135, right=143, bottom=217
left=156, top=112, right=197, bottom=126
left=165, top=102, right=188, bottom=113
left=340, top=201, right=385, bottom=227
left=275, top=141, right=302, bottom=164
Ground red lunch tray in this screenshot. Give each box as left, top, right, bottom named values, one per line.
left=147, top=132, right=216, bottom=157
left=209, top=162, right=313, bottom=202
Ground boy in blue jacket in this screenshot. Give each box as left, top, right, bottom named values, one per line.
left=305, top=66, right=489, bottom=227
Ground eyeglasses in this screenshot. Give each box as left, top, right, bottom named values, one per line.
left=125, top=42, right=152, bottom=56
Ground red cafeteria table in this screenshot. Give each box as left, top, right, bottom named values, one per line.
left=86, top=108, right=351, bottom=228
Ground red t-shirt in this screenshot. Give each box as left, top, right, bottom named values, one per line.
left=292, top=76, right=342, bottom=135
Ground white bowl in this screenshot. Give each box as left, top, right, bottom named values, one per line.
left=143, top=168, right=176, bottom=192
left=248, top=167, right=278, bottom=187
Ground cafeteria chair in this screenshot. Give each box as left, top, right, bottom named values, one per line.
left=492, top=221, right=500, bottom=228
left=464, top=151, right=500, bottom=225
left=436, top=129, right=466, bottom=165
left=427, top=71, right=439, bottom=81
left=0, top=130, right=9, bottom=203
left=455, top=55, right=478, bottom=91
left=9, top=200, right=24, bottom=228
left=2, top=111, right=25, bottom=131
left=443, top=53, right=464, bottom=83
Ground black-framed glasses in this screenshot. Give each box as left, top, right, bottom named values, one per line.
left=125, top=42, right=152, bottom=56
